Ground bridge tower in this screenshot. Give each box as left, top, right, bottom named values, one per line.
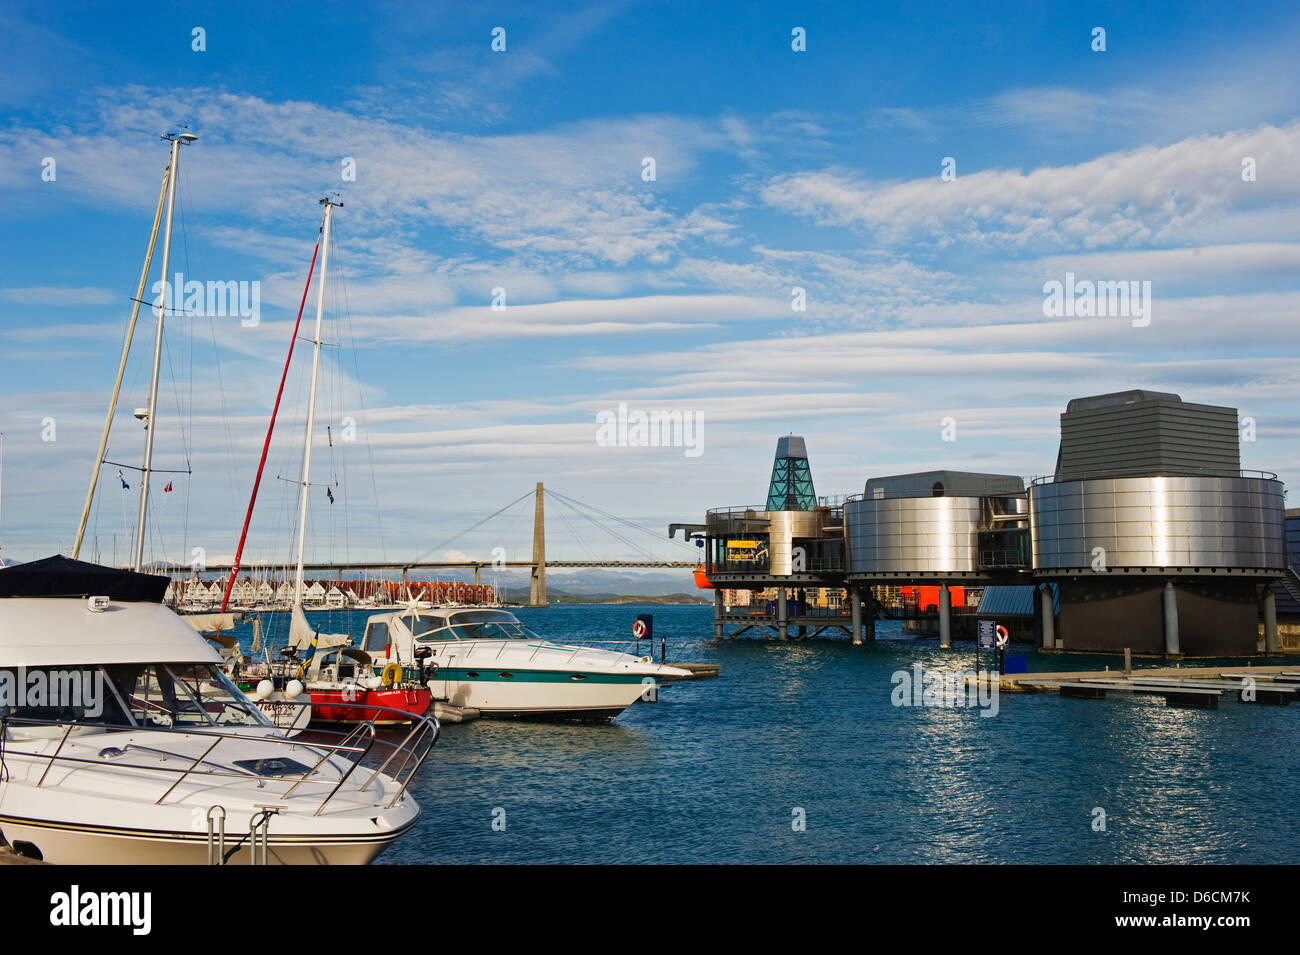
left=529, top=481, right=547, bottom=607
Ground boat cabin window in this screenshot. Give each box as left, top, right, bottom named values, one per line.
left=105, top=664, right=269, bottom=729
left=407, top=614, right=447, bottom=638
left=361, top=621, right=389, bottom=652
left=0, top=666, right=131, bottom=726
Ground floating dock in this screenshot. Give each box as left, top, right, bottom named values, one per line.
left=970, top=664, right=1300, bottom=708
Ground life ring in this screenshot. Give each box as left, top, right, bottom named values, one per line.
left=995, top=625, right=1010, bottom=648
left=380, top=662, right=403, bottom=687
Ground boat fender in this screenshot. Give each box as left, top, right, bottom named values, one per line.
left=380, top=662, right=403, bottom=687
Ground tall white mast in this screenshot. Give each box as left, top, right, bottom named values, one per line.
left=133, top=129, right=196, bottom=573
left=293, top=197, right=339, bottom=607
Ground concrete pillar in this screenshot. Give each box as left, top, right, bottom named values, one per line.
left=1162, top=581, right=1181, bottom=656
left=1264, top=586, right=1279, bottom=653
left=529, top=481, right=547, bottom=607
left=474, top=564, right=481, bottom=587
left=938, top=584, right=952, bottom=649
left=714, top=588, right=724, bottom=641
left=1040, top=586, right=1055, bottom=649
left=850, top=588, right=863, bottom=645
left=777, top=586, right=788, bottom=640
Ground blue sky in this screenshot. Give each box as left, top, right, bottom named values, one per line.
left=1, top=0, right=1298, bottom=574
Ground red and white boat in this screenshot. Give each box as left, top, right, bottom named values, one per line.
left=285, top=606, right=431, bottom=725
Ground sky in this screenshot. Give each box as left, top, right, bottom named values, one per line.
left=1, top=0, right=1298, bottom=575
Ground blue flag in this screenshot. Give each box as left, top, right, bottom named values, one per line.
left=117, top=469, right=130, bottom=490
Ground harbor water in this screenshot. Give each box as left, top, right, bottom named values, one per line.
left=232, top=604, right=1296, bottom=864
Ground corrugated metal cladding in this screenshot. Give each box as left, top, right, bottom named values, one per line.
left=863, top=470, right=1026, bottom=499
left=1055, top=391, right=1240, bottom=480
left=977, top=584, right=1058, bottom=616
left=1030, top=475, right=1285, bottom=570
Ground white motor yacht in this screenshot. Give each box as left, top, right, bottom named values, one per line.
left=0, top=556, right=435, bottom=865
left=356, top=607, right=689, bottom=721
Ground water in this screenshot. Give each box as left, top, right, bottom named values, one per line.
left=229, top=604, right=1296, bottom=864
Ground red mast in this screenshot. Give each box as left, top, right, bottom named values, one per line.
left=219, top=232, right=322, bottom=613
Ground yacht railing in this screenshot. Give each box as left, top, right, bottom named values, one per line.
left=0, top=705, right=437, bottom=816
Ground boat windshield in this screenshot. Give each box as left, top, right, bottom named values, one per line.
left=411, top=610, right=537, bottom=642
left=106, top=663, right=272, bottom=729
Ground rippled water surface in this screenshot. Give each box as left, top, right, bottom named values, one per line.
left=235, top=604, right=1297, bottom=864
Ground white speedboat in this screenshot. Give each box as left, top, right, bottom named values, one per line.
left=0, top=556, right=435, bottom=865
left=356, top=607, right=689, bottom=721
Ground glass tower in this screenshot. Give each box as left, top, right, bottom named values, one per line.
left=766, top=435, right=817, bottom=511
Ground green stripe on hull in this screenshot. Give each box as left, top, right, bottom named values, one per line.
left=424, top=668, right=656, bottom=685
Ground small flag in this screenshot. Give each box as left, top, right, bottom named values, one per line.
left=117, top=469, right=130, bottom=490
left=164, top=481, right=173, bottom=493
left=326, top=486, right=334, bottom=504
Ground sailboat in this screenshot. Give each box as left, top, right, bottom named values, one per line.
left=233, top=197, right=431, bottom=726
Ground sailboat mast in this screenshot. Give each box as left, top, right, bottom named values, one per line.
left=293, top=197, right=339, bottom=606
left=71, top=163, right=171, bottom=560
left=133, top=130, right=195, bottom=573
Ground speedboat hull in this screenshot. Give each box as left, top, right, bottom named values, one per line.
left=430, top=664, right=661, bottom=720
left=0, top=812, right=415, bottom=865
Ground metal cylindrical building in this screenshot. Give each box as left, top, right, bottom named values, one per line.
left=1030, top=474, right=1285, bottom=572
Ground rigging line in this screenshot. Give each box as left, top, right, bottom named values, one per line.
left=545, top=488, right=689, bottom=554
left=333, top=241, right=387, bottom=561
left=177, top=175, right=197, bottom=563
left=409, top=489, right=535, bottom=564
left=182, top=168, right=240, bottom=526
left=219, top=235, right=322, bottom=613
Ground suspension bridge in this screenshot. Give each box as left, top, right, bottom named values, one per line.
left=198, top=483, right=697, bottom=607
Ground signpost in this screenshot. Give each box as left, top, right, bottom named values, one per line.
left=977, top=619, right=996, bottom=677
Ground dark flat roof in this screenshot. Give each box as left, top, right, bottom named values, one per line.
left=0, top=555, right=170, bottom=602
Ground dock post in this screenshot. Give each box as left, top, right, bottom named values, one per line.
left=850, top=588, right=863, bottom=645
left=777, top=585, right=788, bottom=640
left=938, top=584, right=952, bottom=648
left=1162, top=581, right=1181, bottom=656
left=1264, top=586, right=1279, bottom=653
left=1040, top=586, right=1055, bottom=649
left=714, top=588, right=724, bottom=640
